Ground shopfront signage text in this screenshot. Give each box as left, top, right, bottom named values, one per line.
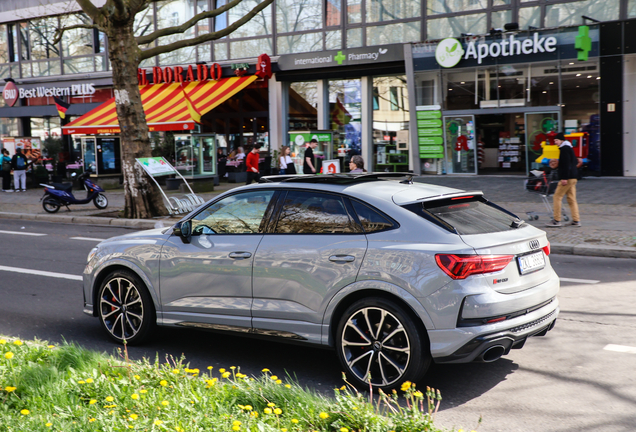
left=138, top=64, right=223, bottom=85
left=279, top=45, right=403, bottom=70
left=2, top=82, right=95, bottom=105
left=464, top=33, right=557, bottom=65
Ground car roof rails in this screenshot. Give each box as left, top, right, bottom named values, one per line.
left=259, top=172, right=415, bottom=185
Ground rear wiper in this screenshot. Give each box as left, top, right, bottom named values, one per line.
left=511, top=218, right=525, bottom=228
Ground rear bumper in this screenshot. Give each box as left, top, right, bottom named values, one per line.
left=428, top=297, right=559, bottom=362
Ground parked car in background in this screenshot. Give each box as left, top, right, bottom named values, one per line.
left=84, top=173, right=559, bottom=390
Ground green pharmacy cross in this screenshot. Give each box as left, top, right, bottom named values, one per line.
left=575, top=26, right=592, bottom=61
left=335, top=51, right=346, bottom=65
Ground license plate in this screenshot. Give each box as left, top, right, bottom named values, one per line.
left=517, top=251, right=545, bottom=275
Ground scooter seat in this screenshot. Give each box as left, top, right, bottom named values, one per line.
left=51, top=182, right=73, bottom=193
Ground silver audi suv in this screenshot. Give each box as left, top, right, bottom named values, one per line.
left=84, top=173, right=559, bottom=390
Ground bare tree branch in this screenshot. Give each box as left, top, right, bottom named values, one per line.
left=75, top=0, right=102, bottom=22
left=136, top=0, right=244, bottom=45
left=52, top=23, right=98, bottom=45
left=140, top=0, right=274, bottom=60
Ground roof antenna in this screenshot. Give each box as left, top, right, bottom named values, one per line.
left=399, top=174, right=414, bottom=185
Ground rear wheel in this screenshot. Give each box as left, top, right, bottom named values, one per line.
left=335, top=298, right=431, bottom=391
left=93, top=193, right=108, bottom=209
left=97, top=270, right=155, bottom=345
left=42, top=197, right=61, bottom=213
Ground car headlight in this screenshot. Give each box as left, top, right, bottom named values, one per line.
left=87, top=247, right=99, bottom=263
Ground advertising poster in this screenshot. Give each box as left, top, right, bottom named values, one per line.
left=1, top=137, right=42, bottom=162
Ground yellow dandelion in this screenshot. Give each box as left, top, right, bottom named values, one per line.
left=251, top=412, right=259, bottom=418
left=207, top=366, right=213, bottom=370
left=274, top=408, right=282, bottom=415
left=285, top=384, right=292, bottom=388
left=264, top=408, right=272, bottom=414
left=291, top=419, right=299, bottom=424
left=270, top=375, right=278, bottom=380
left=13, top=340, right=23, bottom=346
left=89, top=418, right=96, bottom=423
left=86, top=378, right=94, bottom=384
left=47, top=345, right=54, bottom=349
left=172, top=369, right=180, bottom=374
left=160, top=380, right=168, bottom=387
left=89, top=399, right=97, bottom=405
left=45, top=423, right=52, bottom=427
left=244, top=405, right=253, bottom=411
left=140, top=389, right=148, bottom=394
left=233, top=420, right=242, bottom=426
left=282, top=429, right=287, bottom=432
left=191, top=368, right=200, bottom=374
left=230, top=366, right=236, bottom=370
left=319, top=412, right=329, bottom=419
left=262, top=368, right=270, bottom=373
left=219, top=368, right=226, bottom=373
left=0, top=339, right=5, bottom=344
left=400, top=381, right=412, bottom=391
left=131, top=394, right=139, bottom=400
left=414, top=391, right=423, bottom=398
left=130, top=414, right=138, bottom=420
left=20, top=409, right=30, bottom=415
left=232, top=427, right=240, bottom=431
left=340, top=428, right=349, bottom=432
left=267, top=403, right=276, bottom=407
left=222, top=372, right=231, bottom=379
left=106, top=396, right=114, bottom=402
left=5, top=386, right=16, bottom=393
left=161, top=401, right=169, bottom=406
left=4, top=352, right=14, bottom=359
left=154, top=420, right=163, bottom=426
left=77, top=381, right=85, bottom=385
left=134, top=375, right=140, bottom=380
left=276, top=379, right=282, bottom=384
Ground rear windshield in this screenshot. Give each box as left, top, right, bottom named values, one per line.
left=403, top=197, right=523, bottom=235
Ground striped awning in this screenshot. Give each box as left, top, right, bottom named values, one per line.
left=62, top=75, right=258, bottom=135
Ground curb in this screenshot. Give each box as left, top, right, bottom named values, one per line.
left=2, top=211, right=635, bottom=259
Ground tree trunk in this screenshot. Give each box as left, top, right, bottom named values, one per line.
left=107, top=22, right=168, bottom=219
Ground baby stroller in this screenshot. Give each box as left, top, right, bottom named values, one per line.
left=524, top=170, right=569, bottom=222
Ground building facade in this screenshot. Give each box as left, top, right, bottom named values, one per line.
left=1, top=0, right=635, bottom=177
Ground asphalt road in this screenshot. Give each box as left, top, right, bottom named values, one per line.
left=0, top=219, right=635, bottom=431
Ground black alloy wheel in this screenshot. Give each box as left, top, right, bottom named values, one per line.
left=97, top=270, right=155, bottom=345
left=336, top=298, right=431, bottom=391
left=42, top=197, right=61, bottom=213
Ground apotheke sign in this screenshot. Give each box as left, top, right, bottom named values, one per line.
left=2, top=81, right=96, bottom=106
left=437, top=33, right=558, bottom=67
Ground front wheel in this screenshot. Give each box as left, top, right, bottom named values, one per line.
left=93, top=193, right=108, bottom=209
left=97, top=270, right=155, bottom=345
left=42, top=197, right=61, bottom=213
left=335, top=298, right=431, bottom=391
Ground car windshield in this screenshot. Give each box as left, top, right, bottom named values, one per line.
left=404, top=197, right=523, bottom=235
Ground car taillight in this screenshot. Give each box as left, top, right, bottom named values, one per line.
left=435, top=254, right=514, bottom=280
left=542, top=242, right=550, bottom=256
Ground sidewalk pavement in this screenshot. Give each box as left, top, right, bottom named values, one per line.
left=1, top=175, right=635, bottom=259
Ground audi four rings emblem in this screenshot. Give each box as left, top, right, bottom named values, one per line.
left=529, top=240, right=540, bottom=250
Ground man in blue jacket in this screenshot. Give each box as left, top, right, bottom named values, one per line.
left=545, top=133, right=580, bottom=227
left=11, top=147, right=29, bottom=192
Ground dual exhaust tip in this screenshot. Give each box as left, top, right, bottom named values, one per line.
left=480, top=345, right=507, bottom=362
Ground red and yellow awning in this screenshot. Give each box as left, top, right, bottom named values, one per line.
left=63, top=75, right=258, bottom=135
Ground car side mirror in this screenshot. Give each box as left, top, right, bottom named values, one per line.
left=173, top=220, right=192, bottom=244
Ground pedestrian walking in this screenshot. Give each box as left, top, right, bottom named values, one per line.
left=11, top=147, right=30, bottom=192
left=1, top=148, right=12, bottom=191
left=303, top=139, right=318, bottom=174
left=545, top=133, right=581, bottom=227
left=278, top=145, right=295, bottom=174
left=245, top=142, right=262, bottom=185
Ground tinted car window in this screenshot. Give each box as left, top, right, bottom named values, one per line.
left=351, top=200, right=396, bottom=233
left=409, top=197, right=521, bottom=235
left=274, top=191, right=362, bottom=234
left=192, top=190, right=275, bottom=234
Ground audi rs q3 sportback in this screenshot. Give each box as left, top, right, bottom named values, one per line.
left=84, top=173, right=559, bottom=391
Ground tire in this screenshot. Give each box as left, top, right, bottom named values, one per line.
left=335, top=298, right=431, bottom=391
left=97, top=270, right=155, bottom=345
left=93, top=193, right=108, bottom=209
left=42, top=197, right=61, bottom=213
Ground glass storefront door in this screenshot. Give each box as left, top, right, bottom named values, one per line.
left=196, top=134, right=216, bottom=175
left=443, top=115, right=476, bottom=174
left=525, top=112, right=560, bottom=172
left=81, top=137, right=96, bottom=173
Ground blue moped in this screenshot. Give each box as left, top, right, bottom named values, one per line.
left=40, top=169, right=108, bottom=213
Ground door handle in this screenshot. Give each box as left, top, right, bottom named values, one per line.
left=329, top=255, right=355, bottom=263
left=229, top=251, right=252, bottom=259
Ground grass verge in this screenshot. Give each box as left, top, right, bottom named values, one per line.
left=0, top=337, right=469, bottom=432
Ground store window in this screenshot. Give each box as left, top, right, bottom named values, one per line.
left=490, top=10, right=512, bottom=30
left=289, top=82, right=318, bottom=131
left=0, top=118, right=19, bottom=136
left=327, top=0, right=342, bottom=26
left=61, top=14, right=94, bottom=57
left=545, top=0, right=619, bottom=27
left=519, top=7, right=541, bottom=30
left=372, top=76, right=409, bottom=172
left=348, top=0, right=362, bottom=23
left=427, top=13, right=487, bottom=40
left=330, top=79, right=361, bottom=167
left=31, top=117, right=61, bottom=141
left=278, top=32, right=323, bottom=55
left=157, top=0, right=197, bottom=65
left=366, top=0, right=421, bottom=23
left=230, top=38, right=273, bottom=58
left=0, top=25, right=9, bottom=64
left=347, top=28, right=363, bottom=48
left=229, top=0, right=273, bottom=37
left=277, top=0, right=323, bottom=33
left=367, top=21, right=420, bottom=46
left=630, top=0, right=636, bottom=18
left=428, top=0, right=487, bottom=15
left=326, top=30, right=342, bottom=49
